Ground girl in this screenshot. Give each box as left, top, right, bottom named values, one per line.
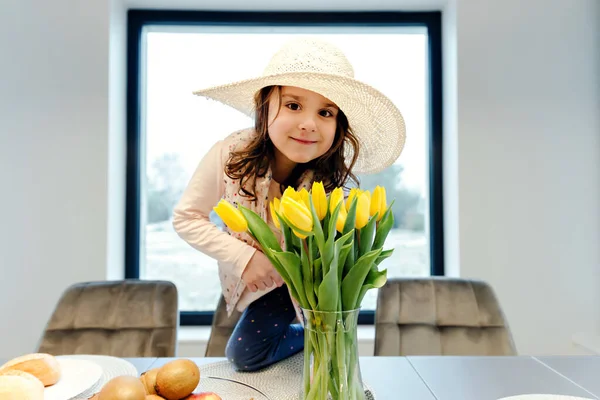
left=172, top=37, right=406, bottom=371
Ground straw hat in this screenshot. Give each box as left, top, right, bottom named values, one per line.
left=193, top=37, right=406, bottom=174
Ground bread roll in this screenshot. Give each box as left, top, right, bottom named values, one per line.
left=0, top=370, right=44, bottom=400
left=0, top=353, right=61, bottom=386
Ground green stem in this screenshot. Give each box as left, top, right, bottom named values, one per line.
left=321, top=331, right=329, bottom=398
left=309, top=330, right=321, bottom=385
left=306, top=331, right=329, bottom=400
left=346, top=334, right=357, bottom=400
left=304, top=330, right=313, bottom=398
left=335, top=321, right=348, bottom=398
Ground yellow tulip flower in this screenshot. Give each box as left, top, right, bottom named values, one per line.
left=355, top=192, right=371, bottom=229
left=370, top=186, right=387, bottom=221
left=329, top=187, right=344, bottom=214
left=346, top=188, right=360, bottom=211
left=299, top=188, right=311, bottom=210
left=311, top=181, right=327, bottom=220
left=336, top=207, right=347, bottom=233
left=213, top=199, right=248, bottom=233
left=270, top=197, right=281, bottom=229
left=280, top=195, right=313, bottom=239
left=282, top=186, right=301, bottom=202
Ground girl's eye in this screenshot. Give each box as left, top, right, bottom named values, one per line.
left=320, top=109, right=335, bottom=118
left=286, top=102, right=301, bottom=111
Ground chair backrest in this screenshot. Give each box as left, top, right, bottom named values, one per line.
left=374, top=277, right=517, bottom=356
left=37, top=280, right=179, bottom=357
left=204, top=295, right=242, bottom=357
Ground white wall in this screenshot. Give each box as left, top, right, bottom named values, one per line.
left=455, top=0, right=600, bottom=355
left=0, top=1, right=110, bottom=356
left=0, top=0, right=598, bottom=358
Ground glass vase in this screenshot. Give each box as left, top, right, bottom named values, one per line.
left=300, top=308, right=365, bottom=400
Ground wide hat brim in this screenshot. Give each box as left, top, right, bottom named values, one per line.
left=193, top=71, right=406, bottom=175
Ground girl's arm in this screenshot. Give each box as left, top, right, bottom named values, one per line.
left=172, top=139, right=257, bottom=277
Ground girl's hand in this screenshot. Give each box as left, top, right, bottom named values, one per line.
left=242, top=250, right=284, bottom=292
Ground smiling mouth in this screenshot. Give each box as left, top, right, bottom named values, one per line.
left=291, top=137, right=317, bottom=145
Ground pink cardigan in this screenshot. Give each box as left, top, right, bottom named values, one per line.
left=172, top=128, right=316, bottom=324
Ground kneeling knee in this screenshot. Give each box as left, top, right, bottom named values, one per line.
left=225, top=341, right=254, bottom=370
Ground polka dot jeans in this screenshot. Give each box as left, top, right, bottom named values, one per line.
left=225, top=285, right=304, bottom=371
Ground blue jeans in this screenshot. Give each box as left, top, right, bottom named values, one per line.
left=225, top=285, right=304, bottom=371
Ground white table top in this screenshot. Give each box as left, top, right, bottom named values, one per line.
left=3, top=355, right=598, bottom=399
left=533, top=356, right=600, bottom=398
left=138, top=355, right=600, bottom=400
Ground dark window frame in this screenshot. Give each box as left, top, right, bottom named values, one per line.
left=125, top=9, right=444, bottom=326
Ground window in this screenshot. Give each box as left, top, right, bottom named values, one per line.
left=126, top=11, right=443, bottom=325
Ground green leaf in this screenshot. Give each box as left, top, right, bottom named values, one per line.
left=262, top=247, right=292, bottom=289
left=341, top=198, right=358, bottom=279
left=341, top=248, right=383, bottom=311
left=342, top=242, right=355, bottom=279
left=278, top=213, right=294, bottom=253
left=375, top=249, right=394, bottom=266
left=313, top=257, right=322, bottom=299
left=322, top=193, right=331, bottom=240
left=356, top=268, right=388, bottom=306
left=301, top=239, right=317, bottom=309
left=311, top=235, right=319, bottom=260
left=291, top=230, right=302, bottom=252
left=323, top=202, right=343, bottom=275
left=318, top=255, right=339, bottom=312
left=333, top=230, right=353, bottom=282
left=308, top=196, right=325, bottom=255
left=240, top=206, right=282, bottom=253
left=358, top=214, right=378, bottom=258
left=272, top=251, right=309, bottom=308
left=336, top=229, right=354, bottom=250
left=343, top=196, right=357, bottom=235
left=338, top=242, right=353, bottom=283
left=316, top=229, right=351, bottom=312
left=366, top=266, right=388, bottom=288
left=323, top=214, right=330, bottom=241
left=371, top=200, right=395, bottom=251
left=327, top=202, right=343, bottom=245
left=239, top=206, right=297, bottom=294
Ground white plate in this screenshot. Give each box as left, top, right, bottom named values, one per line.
left=44, top=358, right=103, bottom=400
left=497, top=395, right=595, bottom=400
left=58, top=355, right=138, bottom=398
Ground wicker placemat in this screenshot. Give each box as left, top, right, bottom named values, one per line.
left=200, top=352, right=375, bottom=400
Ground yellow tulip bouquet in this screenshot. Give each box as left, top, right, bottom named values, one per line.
left=214, top=182, right=394, bottom=400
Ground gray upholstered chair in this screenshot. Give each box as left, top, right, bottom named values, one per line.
left=205, top=295, right=242, bottom=357
left=37, top=280, right=179, bottom=357
left=374, top=277, right=517, bottom=356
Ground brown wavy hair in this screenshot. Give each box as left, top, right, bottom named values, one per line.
left=225, top=85, right=360, bottom=202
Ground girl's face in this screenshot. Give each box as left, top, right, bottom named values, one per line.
left=267, top=86, right=338, bottom=173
